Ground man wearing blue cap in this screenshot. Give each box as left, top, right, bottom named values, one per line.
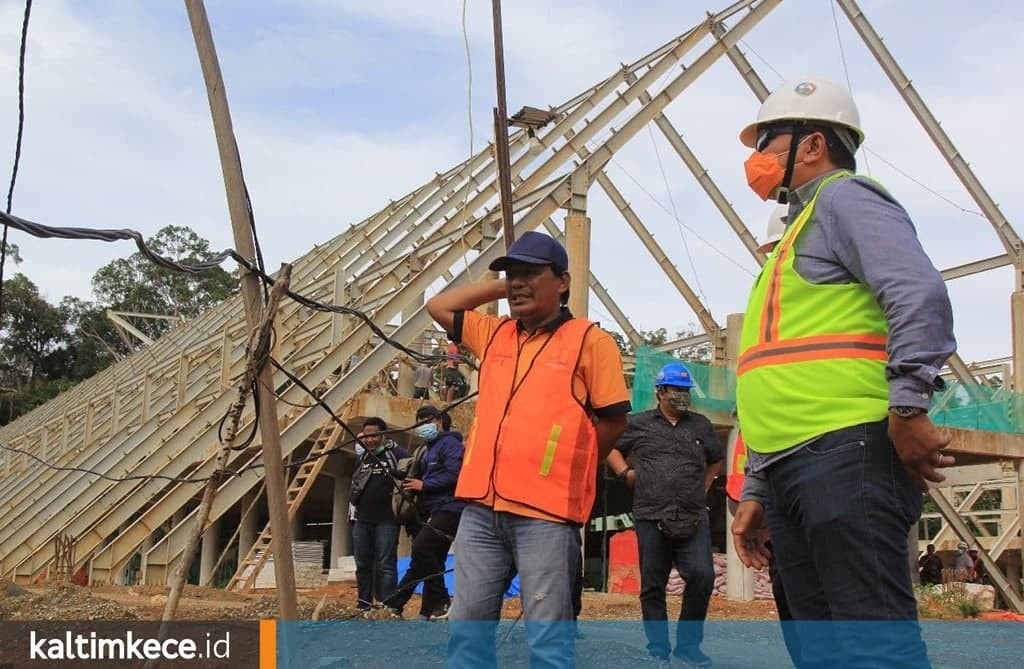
left=427, top=231, right=631, bottom=669
left=607, top=362, right=722, bottom=667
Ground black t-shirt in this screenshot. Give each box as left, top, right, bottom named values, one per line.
left=354, top=445, right=409, bottom=524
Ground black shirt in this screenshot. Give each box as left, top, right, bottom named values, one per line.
left=354, top=444, right=410, bottom=524
left=615, top=408, right=723, bottom=521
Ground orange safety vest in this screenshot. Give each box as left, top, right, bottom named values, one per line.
left=725, top=431, right=747, bottom=503
left=456, top=317, right=598, bottom=523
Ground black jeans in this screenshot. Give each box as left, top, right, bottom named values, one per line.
left=635, top=515, right=715, bottom=658
left=385, top=510, right=459, bottom=615
left=765, top=419, right=930, bottom=668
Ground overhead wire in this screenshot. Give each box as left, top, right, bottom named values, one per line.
left=0, top=0, right=33, bottom=322
left=829, top=0, right=871, bottom=175
left=0, top=210, right=467, bottom=367
left=452, top=0, right=477, bottom=282
left=608, top=158, right=757, bottom=277
left=647, top=124, right=711, bottom=310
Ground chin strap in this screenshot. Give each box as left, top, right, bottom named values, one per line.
left=775, top=130, right=803, bottom=205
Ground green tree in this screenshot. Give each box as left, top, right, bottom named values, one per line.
left=0, top=273, right=65, bottom=383
left=91, top=225, right=236, bottom=342
left=607, top=324, right=711, bottom=363
left=60, top=296, right=123, bottom=378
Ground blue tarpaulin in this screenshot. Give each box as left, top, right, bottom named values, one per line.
left=396, top=554, right=520, bottom=597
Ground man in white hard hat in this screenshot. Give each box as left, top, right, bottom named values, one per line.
left=731, top=77, right=956, bottom=668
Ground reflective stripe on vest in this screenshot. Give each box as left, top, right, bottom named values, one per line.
left=736, top=172, right=890, bottom=454
left=455, top=317, right=597, bottom=523
left=725, top=431, right=747, bottom=503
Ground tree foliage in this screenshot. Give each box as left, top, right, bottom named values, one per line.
left=0, top=226, right=237, bottom=425
left=608, top=324, right=711, bottom=362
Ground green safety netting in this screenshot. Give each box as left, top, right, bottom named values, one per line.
left=631, top=346, right=735, bottom=414
left=929, top=381, right=1024, bottom=433
left=631, top=345, right=1023, bottom=434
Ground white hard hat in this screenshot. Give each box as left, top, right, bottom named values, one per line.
left=757, top=204, right=788, bottom=254
left=740, top=77, right=864, bottom=151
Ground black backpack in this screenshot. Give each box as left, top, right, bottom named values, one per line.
left=392, top=444, right=427, bottom=523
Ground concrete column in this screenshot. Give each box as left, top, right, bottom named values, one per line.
left=908, top=523, right=920, bottom=585
left=199, top=516, right=222, bottom=587
left=1012, top=291, right=1024, bottom=393
left=725, top=426, right=755, bottom=602
left=722, top=313, right=754, bottom=600
left=331, top=466, right=353, bottom=566
left=1017, top=460, right=1024, bottom=595
left=565, top=213, right=591, bottom=318
left=239, top=491, right=259, bottom=563
left=113, top=522, right=132, bottom=585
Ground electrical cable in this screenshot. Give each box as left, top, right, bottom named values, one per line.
left=269, top=357, right=464, bottom=542
left=0, top=210, right=469, bottom=367
left=1, top=0, right=33, bottom=322
left=829, top=0, right=871, bottom=175
left=455, top=0, right=476, bottom=281
left=0, top=439, right=254, bottom=484
left=647, top=124, right=711, bottom=309
left=607, top=159, right=757, bottom=277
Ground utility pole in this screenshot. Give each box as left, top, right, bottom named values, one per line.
left=183, top=0, right=298, bottom=619
left=490, top=0, right=515, bottom=250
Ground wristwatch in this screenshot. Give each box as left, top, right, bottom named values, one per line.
left=616, top=467, right=634, bottom=480
left=890, top=406, right=926, bottom=419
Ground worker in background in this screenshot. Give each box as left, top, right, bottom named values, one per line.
left=384, top=406, right=464, bottom=619
left=399, top=354, right=434, bottom=399
left=607, top=362, right=720, bottom=667
left=731, top=77, right=955, bottom=668
left=918, top=544, right=943, bottom=587
left=427, top=231, right=630, bottom=669
left=968, top=548, right=984, bottom=584
left=442, top=342, right=467, bottom=402
left=954, top=542, right=975, bottom=583
left=348, top=417, right=409, bottom=614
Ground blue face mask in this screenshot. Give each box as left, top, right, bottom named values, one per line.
left=415, top=423, right=439, bottom=442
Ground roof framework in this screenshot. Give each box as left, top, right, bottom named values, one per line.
left=0, top=0, right=1021, bottom=604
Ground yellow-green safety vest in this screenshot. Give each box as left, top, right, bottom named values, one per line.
left=736, top=171, right=889, bottom=454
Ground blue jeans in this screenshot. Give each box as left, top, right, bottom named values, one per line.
left=764, top=419, right=930, bottom=668
left=448, top=503, right=579, bottom=669
left=352, top=520, right=400, bottom=608
left=635, top=515, right=715, bottom=659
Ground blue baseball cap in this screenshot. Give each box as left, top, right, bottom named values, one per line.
left=488, top=231, right=569, bottom=272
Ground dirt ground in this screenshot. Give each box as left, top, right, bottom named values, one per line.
left=0, top=579, right=783, bottom=621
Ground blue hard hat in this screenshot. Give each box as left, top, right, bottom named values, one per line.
left=655, top=362, right=694, bottom=388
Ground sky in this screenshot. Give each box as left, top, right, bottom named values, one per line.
left=0, top=0, right=1020, bottom=365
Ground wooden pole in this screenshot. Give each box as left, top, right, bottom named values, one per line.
left=183, top=0, right=298, bottom=619
left=490, top=0, right=515, bottom=250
